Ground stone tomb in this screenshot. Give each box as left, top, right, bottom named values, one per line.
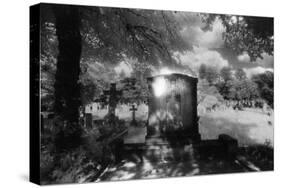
left=122, top=73, right=239, bottom=163
left=147, top=73, right=200, bottom=141
left=124, top=73, right=201, bottom=146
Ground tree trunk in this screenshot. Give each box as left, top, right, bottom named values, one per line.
left=53, top=6, right=82, bottom=149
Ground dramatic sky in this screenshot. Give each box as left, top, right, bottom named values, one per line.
left=112, top=13, right=274, bottom=78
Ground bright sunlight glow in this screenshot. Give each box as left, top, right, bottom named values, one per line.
left=152, top=77, right=167, bottom=97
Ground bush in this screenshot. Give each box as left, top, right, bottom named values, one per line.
left=40, top=115, right=127, bottom=184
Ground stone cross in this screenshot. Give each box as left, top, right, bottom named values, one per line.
left=103, top=83, right=122, bottom=116
left=130, top=104, right=138, bottom=124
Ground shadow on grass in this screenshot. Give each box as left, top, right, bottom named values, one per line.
left=98, top=143, right=248, bottom=182
left=98, top=113, right=274, bottom=182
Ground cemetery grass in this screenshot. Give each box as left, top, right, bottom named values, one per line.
left=199, top=107, right=273, bottom=171
left=199, top=108, right=273, bottom=146
left=39, top=107, right=273, bottom=184
left=97, top=108, right=274, bottom=181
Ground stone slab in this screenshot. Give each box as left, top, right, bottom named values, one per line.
left=124, top=126, right=147, bottom=144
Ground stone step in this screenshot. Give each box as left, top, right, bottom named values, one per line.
left=145, top=137, right=169, bottom=145
left=144, top=144, right=194, bottom=162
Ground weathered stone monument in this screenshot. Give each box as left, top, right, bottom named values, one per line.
left=124, top=73, right=200, bottom=147
left=147, top=73, right=200, bottom=142
left=103, top=83, right=122, bottom=117
left=130, top=104, right=137, bottom=125
left=123, top=104, right=147, bottom=144
left=85, top=113, right=93, bottom=128
left=122, top=73, right=238, bottom=162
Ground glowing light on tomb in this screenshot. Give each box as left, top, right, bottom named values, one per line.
left=151, top=67, right=191, bottom=98
left=152, top=77, right=167, bottom=97
left=152, top=67, right=196, bottom=77
left=158, top=67, right=173, bottom=75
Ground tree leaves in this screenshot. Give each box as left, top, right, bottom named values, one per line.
left=252, top=71, right=274, bottom=107
left=80, top=7, right=187, bottom=66
left=202, top=14, right=273, bottom=61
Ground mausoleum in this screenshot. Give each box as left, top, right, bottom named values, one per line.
left=147, top=73, right=200, bottom=141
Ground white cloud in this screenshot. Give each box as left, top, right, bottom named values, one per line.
left=256, top=53, right=274, bottom=68
left=237, top=52, right=273, bottom=69
left=180, top=17, right=225, bottom=49
left=244, top=66, right=273, bottom=78
left=237, top=52, right=251, bottom=63
left=175, top=46, right=229, bottom=73
left=114, top=61, right=133, bottom=77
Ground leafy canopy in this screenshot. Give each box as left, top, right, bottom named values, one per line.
left=202, top=14, right=273, bottom=61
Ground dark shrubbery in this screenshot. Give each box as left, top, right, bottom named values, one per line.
left=40, top=115, right=127, bottom=184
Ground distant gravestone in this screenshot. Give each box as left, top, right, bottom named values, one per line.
left=85, top=113, right=93, bottom=128
left=130, top=104, right=137, bottom=125
left=123, top=126, right=147, bottom=144
left=103, top=83, right=122, bottom=117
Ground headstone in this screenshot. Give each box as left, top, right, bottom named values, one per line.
left=85, top=113, right=93, bottom=128
left=103, top=83, right=122, bottom=117
left=130, top=104, right=137, bottom=125
left=124, top=126, right=147, bottom=144
left=123, top=103, right=148, bottom=145
left=218, top=134, right=238, bottom=157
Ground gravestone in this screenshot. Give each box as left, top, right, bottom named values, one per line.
left=85, top=113, right=93, bottom=128
left=103, top=83, right=122, bottom=117
left=130, top=104, right=137, bottom=125
left=147, top=73, right=200, bottom=141
left=123, top=126, right=147, bottom=144
left=123, top=104, right=147, bottom=145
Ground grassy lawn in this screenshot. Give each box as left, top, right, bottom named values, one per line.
left=199, top=108, right=274, bottom=146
